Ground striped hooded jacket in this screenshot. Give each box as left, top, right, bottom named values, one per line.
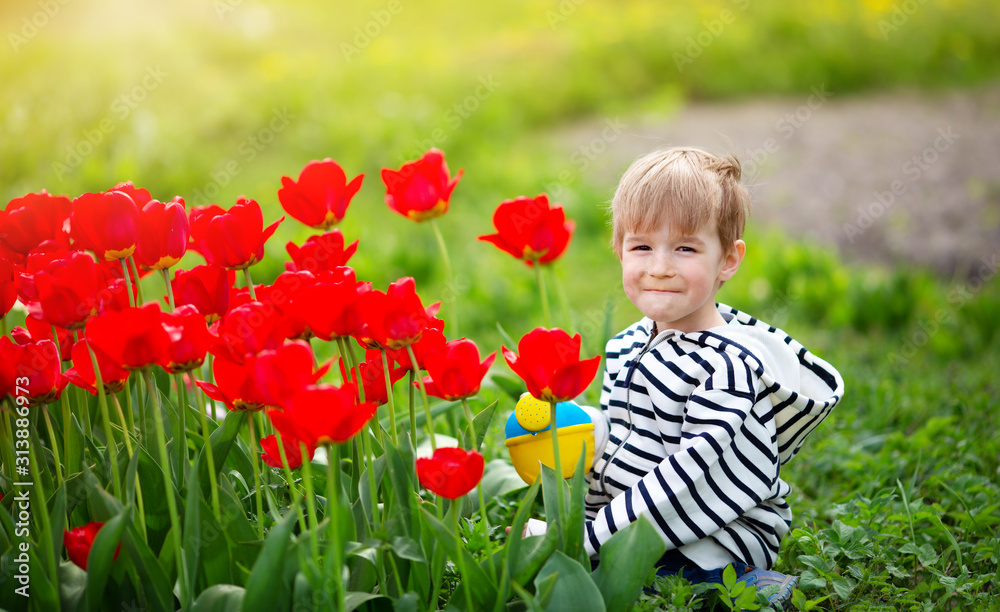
left=582, top=304, right=844, bottom=569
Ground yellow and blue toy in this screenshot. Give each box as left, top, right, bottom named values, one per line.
left=504, top=393, right=596, bottom=485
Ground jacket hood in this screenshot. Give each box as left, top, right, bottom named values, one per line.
left=687, top=304, right=845, bottom=464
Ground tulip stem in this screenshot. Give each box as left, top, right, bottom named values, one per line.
left=26, top=429, right=58, bottom=582
left=459, top=398, right=478, bottom=451
left=127, top=256, right=145, bottom=305
left=550, top=400, right=565, bottom=532
left=113, top=393, right=148, bottom=542
left=430, top=218, right=458, bottom=337
left=548, top=265, right=575, bottom=333
left=533, top=259, right=551, bottom=328
left=243, top=267, right=257, bottom=301
left=162, top=268, right=175, bottom=310
left=173, top=372, right=189, bottom=489
left=273, top=430, right=308, bottom=534
left=451, top=500, right=476, bottom=612
left=343, top=339, right=382, bottom=447
left=299, top=442, right=321, bottom=560
left=60, top=391, right=78, bottom=476
left=407, top=370, right=417, bottom=451
left=81, top=332, right=123, bottom=500
left=39, top=404, right=63, bottom=487
left=247, top=412, right=265, bottom=540
left=196, top=383, right=221, bottom=518
left=141, top=368, right=187, bottom=605
left=405, top=345, right=436, bottom=452
left=380, top=349, right=399, bottom=447
left=121, top=259, right=136, bottom=308
left=337, top=337, right=381, bottom=525
left=326, top=443, right=345, bottom=612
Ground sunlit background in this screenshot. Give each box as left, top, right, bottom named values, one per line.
left=2, top=0, right=999, bottom=353
left=3, top=3, right=1000, bottom=607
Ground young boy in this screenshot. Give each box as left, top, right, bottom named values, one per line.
left=581, top=147, right=844, bottom=605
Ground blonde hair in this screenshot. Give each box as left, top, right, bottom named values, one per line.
left=609, top=147, right=750, bottom=258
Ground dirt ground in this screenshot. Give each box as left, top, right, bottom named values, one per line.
left=550, top=83, right=1000, bottom=279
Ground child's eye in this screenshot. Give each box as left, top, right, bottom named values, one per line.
left=677, top=246, right=695, bottom=253
left=630, top=245, right=650, bottom=251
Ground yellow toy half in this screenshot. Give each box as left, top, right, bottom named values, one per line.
left=504, top=394, right=595, bottom=485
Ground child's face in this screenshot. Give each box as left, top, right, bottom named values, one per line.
left=620, top=222, right=744, bottom=333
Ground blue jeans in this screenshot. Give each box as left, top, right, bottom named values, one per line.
left=652, top=548, right=754, bottom=585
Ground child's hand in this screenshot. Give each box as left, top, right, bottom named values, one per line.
left=505, top=519, right=547, bottom=538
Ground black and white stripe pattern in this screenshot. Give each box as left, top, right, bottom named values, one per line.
left=583, top=304, right=844, bottom=569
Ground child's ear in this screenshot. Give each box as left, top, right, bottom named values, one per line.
left=718, top=240, right=745, bottom=282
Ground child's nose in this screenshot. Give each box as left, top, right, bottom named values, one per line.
left=649, top=253, right=675, bottom=277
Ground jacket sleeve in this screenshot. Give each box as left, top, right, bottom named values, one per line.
left=583, top=351, right=779, bottom=558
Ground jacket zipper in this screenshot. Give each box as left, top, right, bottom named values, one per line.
left=597, top=329, right=671, bottom=496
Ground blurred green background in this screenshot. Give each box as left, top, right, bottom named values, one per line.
left=3, top=0, right=1000, bottom=606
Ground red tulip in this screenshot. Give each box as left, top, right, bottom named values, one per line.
left=63, top=522, right=120, bottom=571
left=196, top=354, right=269, bottom=412
left=502, top=328, right=601, bottom=403
left=134, top=197, right=190, bottom=270
left=386, top=316, right=446, bottom=371
left=278, top=159, right=364, bottom=229
left=416, top=447, right=484, bottom=499
left=252, top=341, right=331, bottom=409
left=64, top=339, right=130, bottom=395
left=268, top=383, right=377, bottom=448
left=187, top=204, right=226, bottom=257
left=360, top=277, right=440, bottom=350
left=97, top=278, right=140, bottom=313
left=110, top=181, right=153, bottom=207
left=0, top=256, right=17, bottom=317
left=11, top=316, right=73, bottom=361
left=85, top=303, right=170, bottom=370
left=172, top=264, right=233, bottom=323
left=209, top=301, right=286, bottom=363
left=478, top=194, right=575, bottom=266
left=0, top=190, right=73, bottom=260
left=188, top=197, right=283, bottom=270
left=287, top=267, right=367, bottom=341
left=260, top=433, right=314, bottom=470
left=0, top=337, right=67, bottom=405
left=160, top=305, right=212, bottom=373
left=285, top=230, right=358, bottom=273
left=253, top=270, right=318, bottom=341
left=351, top=349, right=407, bottom=406
left=420, top=339, right=495, bottom=401
left=31, top=251, right=102, bottom=329
left=381, top=149, right=463, bottom=222
left=71, top=190, right=141, bottom=261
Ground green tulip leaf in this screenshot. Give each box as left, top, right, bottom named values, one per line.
left=460, top=399, right=498, bottom=454
left=589, top=517, right=666, bottom=612
left=534, top=551, right=605, bottom=612
left=242, top=502, right=300, bottom=612
left=190, top=584, right=246, bottom=612
left=85, top=504, right=131, bottom=612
